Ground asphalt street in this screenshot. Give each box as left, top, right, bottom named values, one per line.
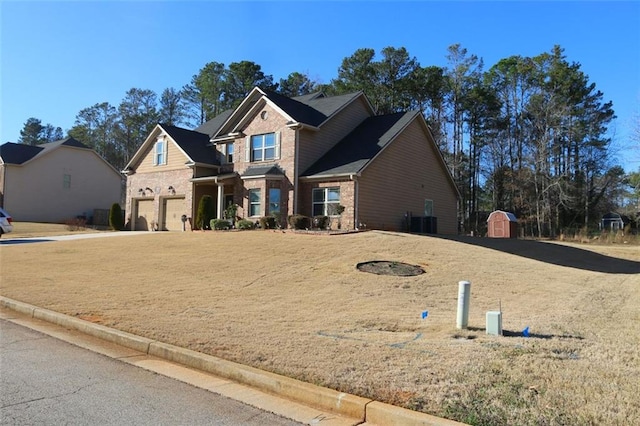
left=0, top=319, right=301, bottom=425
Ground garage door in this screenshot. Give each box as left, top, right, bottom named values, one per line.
left=162, top=197, right=185, bottom=231
left=135, top=199, right=154, bottom=231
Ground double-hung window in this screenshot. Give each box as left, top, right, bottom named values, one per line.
left=154, top=138, right=167, bottom=165
left=249, top=189, right=261, bottom=217
left=250, top=133, right=276, bottom=162
left=424, top=199, right=434, bottom=217
left=312, top=187, right=340, bottom=216
left=63, top=174, right=71, bottom=189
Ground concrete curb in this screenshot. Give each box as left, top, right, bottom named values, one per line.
left=0, top=296, right=465, bottom=426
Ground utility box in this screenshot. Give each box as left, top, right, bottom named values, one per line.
left=486, top=311, right=502, bottom=336
left=410, top=216, right=438, bottom=234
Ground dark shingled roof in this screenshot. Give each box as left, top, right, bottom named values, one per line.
left=300, top=92, right=364, bottom=120
left=53, top=137, right=90, bottom=149
left=292, top=92, right=325, bottom=102
left=0, top=143, right=44, bottom=164
left=0, top=137, right=89, bottom=165
left=263, top=91, right=328, bottom=127
left=258, top=91, right=363, bottom=128
left=241, top=165, right=285, bottom=178
left=194, top=109, right=234, bottom=137
left=161, top=124, right=219, bottom=165
left=302, top=111, right=417, bottom=177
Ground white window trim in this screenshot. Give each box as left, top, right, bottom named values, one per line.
left=246, top=132, right=280, bottom=163
left=312, top=187, right=341, bottom=216
left=249, top=188, right=261, bottom=217
left=153, top=137, right=168, bottom=166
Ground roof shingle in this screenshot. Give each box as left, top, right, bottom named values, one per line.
left=302, top=111, right=417, bottom=177
left=161, top=124, right=218, bottom=165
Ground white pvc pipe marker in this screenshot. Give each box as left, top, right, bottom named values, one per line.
left=457, top=280, right=471, bottom=329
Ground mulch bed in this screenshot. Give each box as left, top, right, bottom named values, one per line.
left=356, top=260, right=425, bottom=276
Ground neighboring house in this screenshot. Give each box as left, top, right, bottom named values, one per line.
left=123, top=88, right=459, bottom=233
left=0, top=138, right=123, bottom=223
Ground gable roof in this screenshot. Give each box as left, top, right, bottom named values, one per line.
left=124, top=124, right=218, bottom=171
left=211, top=87, right=372, bottom=139
left=161, top=124, right=217, bottom=164
left=0, top=137, right=90, bottom=165
left=302, top=111, right=417, bottom=177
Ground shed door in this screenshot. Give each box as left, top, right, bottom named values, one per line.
left=162, top=197, right=185, bottom=231
left=135, top=199, right=154, bottom=231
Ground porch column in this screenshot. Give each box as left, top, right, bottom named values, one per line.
left=217, top=183, right=224, bottom=219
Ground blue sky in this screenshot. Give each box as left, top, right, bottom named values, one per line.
left=2, top=1, right=639, bottom=172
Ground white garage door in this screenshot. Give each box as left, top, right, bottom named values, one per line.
left=162, top=197, right=185, bottom=231
left=135, top=199, right=154, bottom=231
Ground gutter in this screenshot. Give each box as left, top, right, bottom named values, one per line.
left=299, top=172, right=361, bottom=181
left=287, top=122, right=319, bottom=132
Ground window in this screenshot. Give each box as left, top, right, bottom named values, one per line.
left=250, top=133, right=276, bottom=162
left=63, top=174, right=71, bottom=189
left=268, top=188, right=280, bottom=215
left=154, top=139, right=167, bottom=165
left=424, top=199, right=434, bottom=217
left=226, top=143, right=234, bottom=163
left=312, top=187, right=340, bottom=216
left=249, top=189, right=261, bottom=217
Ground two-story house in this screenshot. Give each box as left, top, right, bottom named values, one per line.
left=1, top=137, right=123, bottom=223
left=123, top=87, right=459, bottom=233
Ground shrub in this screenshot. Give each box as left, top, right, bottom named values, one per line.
left=313, top=215, right=329, bottom=229
left=65, top=217, right=87, bottom=231
left=236, top=219, right=255, bottom=230
left=108, top=203, right=124, bottom=231
left=210, top=219, right=231, bottom=230
left=288, top=214, right=310, bottom=230
left=260, top=216, right=277, bottom=230
left=196, top=195, right=215, bottom=230
left=224, top=203, right=238, bottom=221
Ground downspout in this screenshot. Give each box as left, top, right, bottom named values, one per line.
left=293, top=127, right=300, bottom=215
left=0, top=165, right=5, bottom=208
left=351, top=174, right=359, bottom=230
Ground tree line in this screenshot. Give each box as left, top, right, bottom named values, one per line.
left=16, top=45, right=639, bottom=236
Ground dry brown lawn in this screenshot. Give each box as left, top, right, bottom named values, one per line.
left=1, top=226, right=639, bottom=425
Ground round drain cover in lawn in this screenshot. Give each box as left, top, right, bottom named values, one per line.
left=356, top=261, right=424, bottom=276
